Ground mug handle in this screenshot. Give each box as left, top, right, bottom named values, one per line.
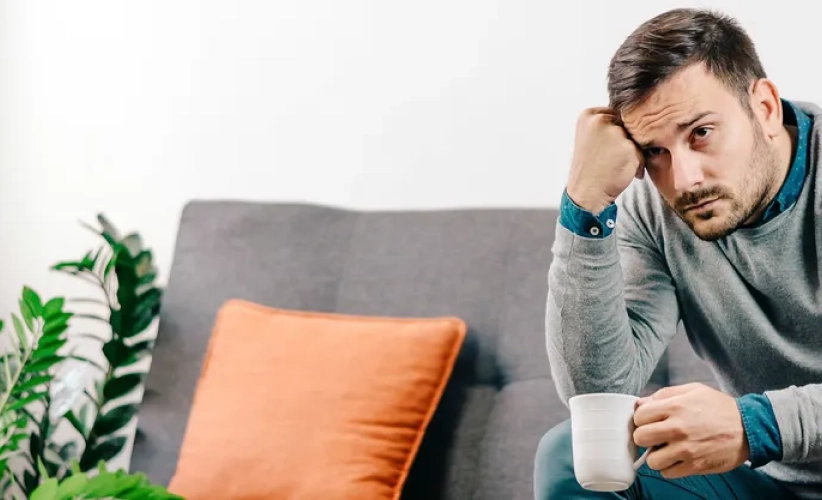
left=633, top=447, right=652, bottom=471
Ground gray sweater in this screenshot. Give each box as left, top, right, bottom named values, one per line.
left=545, top=101, right=822, bottom=498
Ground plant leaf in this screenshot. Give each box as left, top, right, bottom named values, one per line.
left=64, top=410, right=87, bottom=438
left=92, top=404, right=139, bottom=436
left=36, top=455, right=50, bottom=480
left=22, top=287, right=44, bottom=318
left=41, top=297, right=65, bottom=320
left=23, top=355, right=63, bottom=374
left=135, top=288, right=162, bottom=317
left=79, top=436, right=127, bottom=471
left=28, top=433, right=41, bottom=467
left=23, top=468, right=38, bottom=494
left=54, top=471, right=88, bottom=496
left=29, top=477, right=58, bottom=500
left=97, top=213, right=121, bottom=241
left=13, top=374, right=51, bottom=394
left=57, top=440, right=78, bottom=462
left=11, top=314, right=28, bottom=351
left=129, top=309, right=156, bottom=337
left=7, top=391, right=48, bottom=411
left=52, top=261, right=84, bottom=273
left=19, top=298, right=35, bottom=332
left=102, top=373, right=143, bottom=401
left=43, top=312, right=72, bottom=336
left=102, top=339, right=129, bottom=367
left=32, top=338, right=67, bottom=360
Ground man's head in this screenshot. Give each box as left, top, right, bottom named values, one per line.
left=608, top=8, right=791, bottom=241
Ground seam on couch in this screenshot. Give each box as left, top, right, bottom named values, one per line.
left=331, top=210, right=362, bottom=312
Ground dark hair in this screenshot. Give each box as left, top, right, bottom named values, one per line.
left=607, top=8, right=766, bottom=115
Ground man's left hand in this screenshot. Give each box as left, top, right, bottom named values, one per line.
left=633, top=383, right=750, bottom=479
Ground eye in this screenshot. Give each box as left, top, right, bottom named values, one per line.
left=643, top=147, right=664, bottom=158
left=693, top=126, right=712, bottom=140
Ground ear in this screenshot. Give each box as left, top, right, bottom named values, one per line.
left=748, top=78, right=783, bottom=138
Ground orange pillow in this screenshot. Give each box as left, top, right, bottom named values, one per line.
left=168, top=299, right=466, bottom=500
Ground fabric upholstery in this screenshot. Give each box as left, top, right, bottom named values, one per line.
left=130, top=201, right=711, bottom=500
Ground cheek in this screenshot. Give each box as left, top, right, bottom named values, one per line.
left=710, top=132, right=753, bottom=179
left=646, top=167, right=678, bottom=202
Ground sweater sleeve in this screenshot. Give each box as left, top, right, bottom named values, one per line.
left=545, top=188, right=682, bottom=402
left=763, top=384, right=822, bottom=463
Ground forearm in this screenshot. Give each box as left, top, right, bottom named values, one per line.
left=546, top=225, right=639, bottom=399
left=545, top=190, right=678, bottom=401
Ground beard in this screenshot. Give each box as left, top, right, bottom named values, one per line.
left=670, top=125, right=781, bottom=241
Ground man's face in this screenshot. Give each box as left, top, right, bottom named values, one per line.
left=621, top=63, right=782, bottom=241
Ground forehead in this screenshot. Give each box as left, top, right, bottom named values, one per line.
left=621, top=64, right=737, bottom=139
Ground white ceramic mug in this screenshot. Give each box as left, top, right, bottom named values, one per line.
left=569, top=393, right=651, bottom=492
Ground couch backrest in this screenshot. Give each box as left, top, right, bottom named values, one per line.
left=130, top=200, right=714, bottom=500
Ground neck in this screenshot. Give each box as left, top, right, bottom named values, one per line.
left=745, top=124, right=797, bottom=225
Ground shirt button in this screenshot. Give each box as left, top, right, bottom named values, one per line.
left=606, top=219, right=615, bottom=228
left=589, top=227, right=600, bottom=236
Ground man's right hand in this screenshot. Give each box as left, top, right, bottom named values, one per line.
left=566, top=107, right=646, bottom=214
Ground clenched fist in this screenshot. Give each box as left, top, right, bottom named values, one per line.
left=633, top=383, right=750, bottom=479
left=566, top=107, right=645, bottom=214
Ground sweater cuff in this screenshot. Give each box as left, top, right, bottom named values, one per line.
left=736, top=393, right=783, bottom=467
left=559, top=189, right=618, bottom=238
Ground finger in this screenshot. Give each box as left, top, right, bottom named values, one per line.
left=650, top=384, right=700, bottom=400
left=645, top=442, right=684, bottom=472
left=585, top=106, right=616, bottom=115
left=633, top=420, right=676, bottom=448
left=658, top=460, right=694, bottom=479
left=633, top=399, right=671, bottom=426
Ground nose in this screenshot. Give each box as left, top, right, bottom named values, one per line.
left=671, top=150, right=705, bottom=193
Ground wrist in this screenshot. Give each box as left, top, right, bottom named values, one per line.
left=565, top=185, right=613, bottom=215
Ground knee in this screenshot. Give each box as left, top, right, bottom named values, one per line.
left=533, top=419, right=577, bottom=500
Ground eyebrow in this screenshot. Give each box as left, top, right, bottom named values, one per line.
left=636, top=111, right=717, bottom=149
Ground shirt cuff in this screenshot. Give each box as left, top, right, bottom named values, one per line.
left=559, top=189, right=618, bottom=238
left=736, top=393, right=783, bottom=468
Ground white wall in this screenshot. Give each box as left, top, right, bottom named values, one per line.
left=0, top=0, right=818, bottom=471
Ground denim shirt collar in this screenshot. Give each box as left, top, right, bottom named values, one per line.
left=757, top=99, right=812, bottom=224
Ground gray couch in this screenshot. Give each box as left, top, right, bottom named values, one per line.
left=129, top=200, right=716, bottom=499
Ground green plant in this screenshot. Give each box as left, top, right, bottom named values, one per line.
left=29, top=460, right=182, bottom=500
left=0, top=287, right=75, bottom=494
left=53, top=214, right=162, bottom=472
left=0, top=214, right=173, bottom=498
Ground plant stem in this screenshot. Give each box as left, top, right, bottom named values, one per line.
left=0, top=326, right=41, bottom=420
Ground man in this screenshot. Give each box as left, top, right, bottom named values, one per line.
left=534, top=7, right=822, bottom=500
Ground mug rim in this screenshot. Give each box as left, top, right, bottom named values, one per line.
left=568, top=392, right=639, bottom=403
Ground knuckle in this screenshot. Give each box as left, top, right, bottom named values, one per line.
left=668, top=421, right=687, bottom=439
left=668, top=400, right=686, bottom=414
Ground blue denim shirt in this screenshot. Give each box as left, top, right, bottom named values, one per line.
left=559, top=99, right=812, bottom=468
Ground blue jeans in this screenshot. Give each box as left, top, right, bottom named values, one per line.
left=534, top=420, right=798, bottom=499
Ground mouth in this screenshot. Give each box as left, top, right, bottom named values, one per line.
left=683, top=198, right=719, bottom=213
